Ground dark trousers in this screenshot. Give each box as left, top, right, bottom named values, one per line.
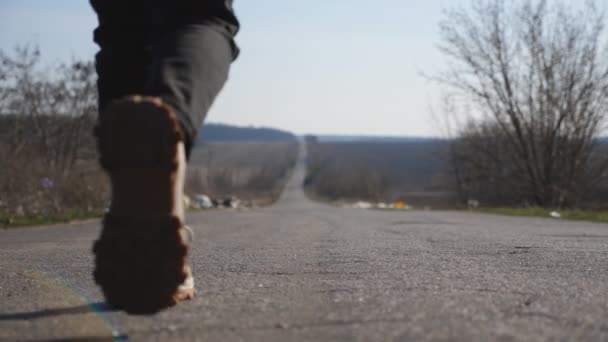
left=90, top=0, right=239, bottom=154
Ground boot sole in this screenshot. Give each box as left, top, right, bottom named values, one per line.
left=93, top=96, right=191, bottom=315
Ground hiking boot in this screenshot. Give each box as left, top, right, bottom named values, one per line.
left=92, top=96, right=195, bottom=315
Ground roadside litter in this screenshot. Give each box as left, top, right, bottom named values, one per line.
left=352, top=201, right=373, bottom=209
left=186, top=194, right=243, bottom=210
left=549, top=211, right=561, bottom=219
left=192, top=194, right=214, bottom=209
left=344, top=201, right=412, bottom=211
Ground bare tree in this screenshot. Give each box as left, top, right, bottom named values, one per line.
left=0, top=46, right=104, bottom=219
left=0, top=46, right=97, bottom=171
left=436, top=0, right=608, bottom=207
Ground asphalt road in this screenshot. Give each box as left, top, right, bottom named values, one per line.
left=1, top=149, right=608, bottom=342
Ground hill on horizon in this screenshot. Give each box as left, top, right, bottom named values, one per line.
left=198, top=123, right=445, bottom=143
left=313, top=135, right=443, bottom=143
left=199, top=123, right=297, bottom=143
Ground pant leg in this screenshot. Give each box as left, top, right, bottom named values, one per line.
left=95, top=47, right=150, bottom=114
left=92, top=0, right=150, bottom=113
left=91, top=0, right=239, bottom=155
left=145, top=25, right=234, bottom=155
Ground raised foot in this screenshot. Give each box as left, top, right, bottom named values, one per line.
left=93, top=96, right=194, bottom=315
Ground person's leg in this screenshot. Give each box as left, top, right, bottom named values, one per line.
left=90, top=1, right=238, bottom=314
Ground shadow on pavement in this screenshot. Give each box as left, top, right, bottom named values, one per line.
left=0, top=301, right=118, bottom=321
left=25, top=337, right=128, bottom=342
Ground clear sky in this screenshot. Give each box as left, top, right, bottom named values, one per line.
left=0, top=1, right=465, bottom=136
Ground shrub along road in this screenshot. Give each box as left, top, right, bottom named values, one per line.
left=1, top=147, right=607, bottom=341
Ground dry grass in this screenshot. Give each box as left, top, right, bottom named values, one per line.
left=305, top=141, right=458, bottom=208
left=186, top=142, right=298, bottom=206
left=0, top=138, right=109, bottom=228
left=476, top=207, right=608, bottom=224
left=1, top=141, right=299, bottom=227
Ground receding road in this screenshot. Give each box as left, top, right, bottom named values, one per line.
left=1, top=147, right=608, bottom=341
